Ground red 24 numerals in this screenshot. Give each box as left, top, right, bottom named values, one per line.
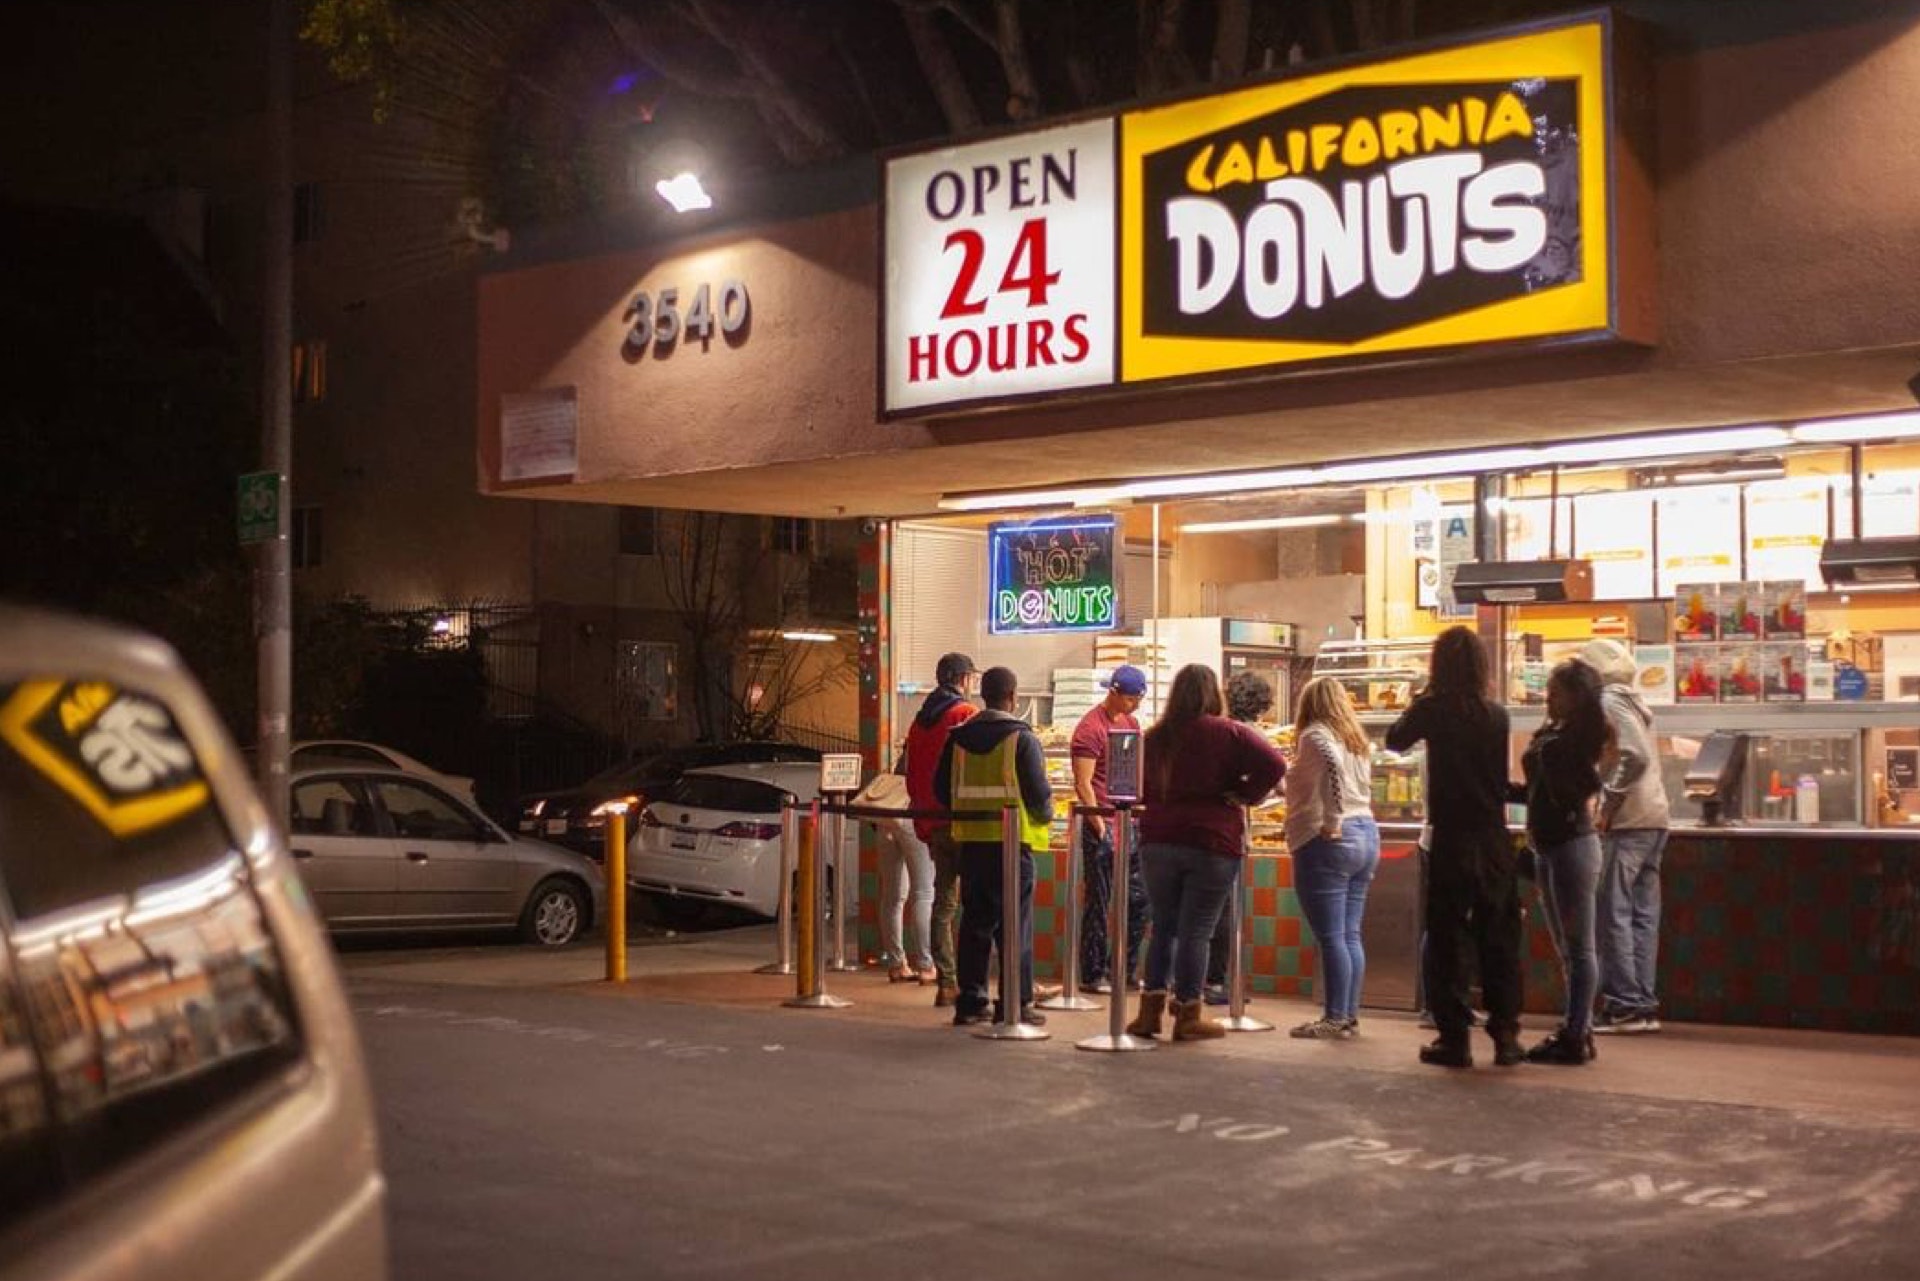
left=939, top=219, right=1062, bottom=318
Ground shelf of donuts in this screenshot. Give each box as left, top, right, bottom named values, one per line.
left=1248, top=798, right=1289, bottom=851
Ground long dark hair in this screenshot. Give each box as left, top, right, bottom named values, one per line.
left=1146, top=664, right=1224, bottom=797
left=1424, top=626, right=1491, bottom=714
left=1544, top=658, right=1610, bottom=763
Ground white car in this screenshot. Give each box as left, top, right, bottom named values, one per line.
left=290, top=739, right=477, bottom=803
left=629, top=762, right=853, bottom=920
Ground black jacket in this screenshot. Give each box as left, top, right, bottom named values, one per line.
left=1517, top=725, right=1601, bottom=846
left=1385, top=694, right=1510, bottom=834
left=932, top=709, right=1053, bottom=830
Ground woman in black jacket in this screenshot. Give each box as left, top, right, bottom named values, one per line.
left=1517, top=658, right=1611, bottom=1065
left=1386, top=626, right=1522, bottom=1068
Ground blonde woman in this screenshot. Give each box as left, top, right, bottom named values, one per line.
left=1285, top=677, right=1380, bottom=1039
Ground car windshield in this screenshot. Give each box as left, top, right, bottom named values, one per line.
left=668, top=775, right=789, bottom=814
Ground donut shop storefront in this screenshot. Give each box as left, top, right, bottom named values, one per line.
left=478, top=10, right=1920, bottom=1033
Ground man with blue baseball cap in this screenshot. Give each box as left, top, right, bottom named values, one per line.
left=1072, top=664, right=1151, bottom=993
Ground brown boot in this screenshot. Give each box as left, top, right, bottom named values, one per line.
left=1125, top=989, right=1168, bottom=1039
left=1172, top=998, right=1227, bottom=1041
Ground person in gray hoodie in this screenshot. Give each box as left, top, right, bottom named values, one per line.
left=1579, top=639, right=1671, bottom=1035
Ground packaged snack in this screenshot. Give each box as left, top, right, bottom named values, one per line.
left=1764, top=642, right=1806, bottom=701
left=1761, top=580, right=1806, bottom=639
left=1718, top=581, right=1762, bottom=641
left=1674, top=583, right=1717, bottom=643
left=1721, top=643, right=1762, bottom=702
left=1676, top=646, right=1721, bottom=703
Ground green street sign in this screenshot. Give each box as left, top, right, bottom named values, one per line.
left=237, top=471, right=282, bottom=545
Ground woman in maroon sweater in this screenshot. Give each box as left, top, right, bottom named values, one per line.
left=1126, top=665, right=1287, bottom=1042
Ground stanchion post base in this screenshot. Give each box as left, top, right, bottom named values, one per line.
left=973, top=1021, right=1050, bottom=1041
left=1036, top=992, right=1101, bottom=1011
left=1221, top=1015, right=1274, bottom=1033
left=1075, top=1033, right=1157, bottom=1053
left=825, top=961, right=862, bottom=973
left=783, top=993, right=853, bottom=1009
left=754, top=962, right=796, bottom=976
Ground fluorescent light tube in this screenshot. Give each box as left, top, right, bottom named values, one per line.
left=1790, top=412, right=1920, bottom=443
left=1181, top=514, right=1347, bottom=533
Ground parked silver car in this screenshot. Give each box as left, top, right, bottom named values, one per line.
left=289, top=767, right=604, bottom=946
left=0, top=604, right=386, bottom=1279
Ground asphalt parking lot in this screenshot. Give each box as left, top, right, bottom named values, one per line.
left=342, top=928, right=1920, bottom=1280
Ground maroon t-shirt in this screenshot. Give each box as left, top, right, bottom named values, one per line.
left=1139, top=716, right=1287, bottom=859
left=1071, top=703, right=1139, bottom=804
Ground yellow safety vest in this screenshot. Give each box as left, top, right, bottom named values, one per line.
left=950, top=732, right=1051, bottom=850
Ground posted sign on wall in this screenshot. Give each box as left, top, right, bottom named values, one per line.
left=881, top=14, right=1643, bottom=415
left=988, top=515, right=1119, bottom=635
left=883, top=118, right=1116, bottom=413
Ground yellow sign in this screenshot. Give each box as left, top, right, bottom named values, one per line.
left=0, top=680, right=209, bottom=836
left=1120, top=16, right=1627, bottom=384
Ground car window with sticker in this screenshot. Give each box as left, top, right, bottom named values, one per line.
left=0, top=677, right=301, bottom=1226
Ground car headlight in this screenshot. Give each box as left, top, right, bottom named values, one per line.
left=590, top=794, right=641, bottom=818
left=524, top=799, right=547, bottom=819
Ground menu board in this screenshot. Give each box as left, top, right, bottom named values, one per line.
left=1502, top=497, right=1575, bottom=564
left=1656, top=485, right=1741, bottom=595
left=1744, top=479, right=1827, bottom=588
left=1575, top=490, right=1655, bottom=600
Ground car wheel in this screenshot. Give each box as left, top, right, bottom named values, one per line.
left=521, top=877, right=587, bottom=947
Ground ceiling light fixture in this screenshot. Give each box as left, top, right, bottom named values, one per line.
left=938, top=425, right=1799, bottom=514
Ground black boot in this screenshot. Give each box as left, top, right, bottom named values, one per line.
left=1524, top=1026, right=1596, bottom=1065
left=1419, top=1036, right=1473, bottom=1068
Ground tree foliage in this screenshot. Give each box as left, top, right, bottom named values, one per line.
left=301, top=0, right=1555, bottom=225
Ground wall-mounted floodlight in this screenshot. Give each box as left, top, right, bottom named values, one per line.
left=655, top=172, right=712, bottom=213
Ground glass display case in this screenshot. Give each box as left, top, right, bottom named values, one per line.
left=1312, top=639, right=1429, bottom=715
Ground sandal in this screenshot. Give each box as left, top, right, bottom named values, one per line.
left=913, top=966, right=938, bottom=984
left=887, top=965, right=916, bottom=983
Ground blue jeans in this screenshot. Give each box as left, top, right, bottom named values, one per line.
left=1293, top=817, right=1381, bottom=1021
left=1597, top=828, right=1666, bottom=1018
left=877, top=821, right=934, bottom=970
left=1139, top=843, right=1241, bottom=1002
left=1535, top=831, right=1602, bottom=1035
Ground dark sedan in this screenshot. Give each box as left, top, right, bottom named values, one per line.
left=516, top=742, right=822, bottom=857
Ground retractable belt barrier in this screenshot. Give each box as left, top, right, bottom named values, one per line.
left=1075, top=803, right=1154, bottom=1053
left=778, top=800, right=1014, bottom=1015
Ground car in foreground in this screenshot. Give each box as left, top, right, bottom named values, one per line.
left=0, top=604, right=386, bottom=1280
left=628, top=761, right=853, bottom=921
left=518, top=740, right=822, bottom=857
left=289, top=766, right=604, bottom=946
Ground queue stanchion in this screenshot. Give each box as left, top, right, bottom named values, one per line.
left=1076, top=803, right=1154, bottom=1053
left=784, top=798, right=850, bottom=1009
left=1222, top=808, right=1273, bottom=1032
left=975, top=804, right=1048, bottom=1042
left=754, top=798, right=799, bottom=976
left=1039, top=809, right=1100, bottom=1012
left=826, top=798, right=860, bottom=973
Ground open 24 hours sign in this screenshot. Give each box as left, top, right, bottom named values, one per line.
left=881, top=12, right=1649, bottom=416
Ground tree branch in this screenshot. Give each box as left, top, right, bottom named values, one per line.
left=900, top=5, right=982, bottom=133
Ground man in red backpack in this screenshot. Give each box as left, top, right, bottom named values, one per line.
left=905, top=652, right=977, bottom=1007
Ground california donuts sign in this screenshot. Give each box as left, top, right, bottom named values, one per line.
left=1120, top=14, right=1640, bottom=384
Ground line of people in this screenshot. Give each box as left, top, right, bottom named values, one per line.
left=887, top=627, right=1667, bottom=1063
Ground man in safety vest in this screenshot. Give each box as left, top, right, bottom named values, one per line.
left=933, top=666, right=1053, bottom=1027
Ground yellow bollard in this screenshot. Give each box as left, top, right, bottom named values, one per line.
left=793, top=815, right=817, bottom=998
left=606, top=810, right=627, bottom=983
